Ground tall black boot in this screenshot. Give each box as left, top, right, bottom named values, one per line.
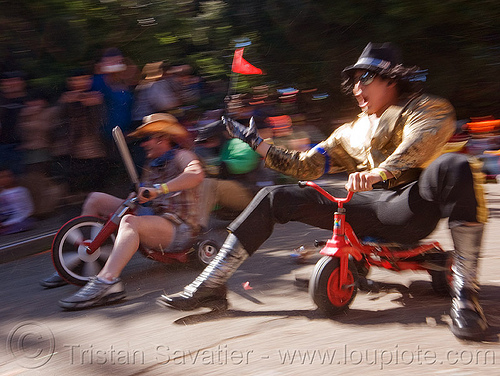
left=449, top=224, right=488, bottom=341
left=157, top=234, right=248, bottom=310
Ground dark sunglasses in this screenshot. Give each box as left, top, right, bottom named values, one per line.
left=137, top=135, right=154, bottom=143
left=354, top=71, right=377, bottom=86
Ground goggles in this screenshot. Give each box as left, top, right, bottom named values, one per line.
left=354, top=71, right=377, bottom=86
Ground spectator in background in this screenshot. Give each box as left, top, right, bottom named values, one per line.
left=147, top=61, right=182, bottom=116
left=50, top=107, right=71, bottom=196
left=168, top=64, right=202, bottom=126
left=91, top=48, right=136, bottom=189
left=0, top=71, right=27, bottom=176
left=16, top=88, right=64, bottom=218
left=59, top=68, right=107, bottom=194
left=132, top=62, right=164, bottom=128
left=131, top=61, right=182, bottom=170
left=0, top=166, right=35, bottom=235
left=92, top=47, right=135, bottom=147
left=172, top=64, right=201, bottom=107
left=18, top=88, right=58, bottom=176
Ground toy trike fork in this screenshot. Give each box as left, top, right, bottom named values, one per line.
left=84, top=199, right=135, bottom=255
left=300, top=181, right=362, bottom=291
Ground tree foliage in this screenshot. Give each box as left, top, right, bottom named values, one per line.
left=1, top=0, right=499, bottom=118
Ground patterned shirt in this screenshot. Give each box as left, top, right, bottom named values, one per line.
left=141, top=148, right=202, bottom=231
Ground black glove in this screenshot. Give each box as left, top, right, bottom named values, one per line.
left=222, top=116, right=263, bottom=150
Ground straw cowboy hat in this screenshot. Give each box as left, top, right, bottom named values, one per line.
left=141, top=61, right=164, bottom=81
left=128, top=113, right=188, bottom=139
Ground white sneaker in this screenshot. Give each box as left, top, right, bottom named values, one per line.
left=59, top=276, right=125, bottom=310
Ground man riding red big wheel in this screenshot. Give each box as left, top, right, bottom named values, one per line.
left=157, top=42, right=488, bottom=342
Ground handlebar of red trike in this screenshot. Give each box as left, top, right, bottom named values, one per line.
left=298, top=181, right=353, bottom=206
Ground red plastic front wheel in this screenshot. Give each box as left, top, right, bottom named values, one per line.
left=309, top=256, right=358, bottom=316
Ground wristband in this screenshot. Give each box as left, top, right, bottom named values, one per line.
left=373, top=168, right=388, bottom=181
left=153, top=183, right=169, bottom=195
left=161, top=183, right=169, bottom=194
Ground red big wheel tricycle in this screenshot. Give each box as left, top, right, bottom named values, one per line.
left=51, top=195, right=224, bottom=286
left=51, top=126, right=226, bottom=286
left=301, top=181, right=453, bottom=317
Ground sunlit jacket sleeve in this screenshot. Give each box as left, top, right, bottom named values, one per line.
left=264, top=94, right=456, bottom=185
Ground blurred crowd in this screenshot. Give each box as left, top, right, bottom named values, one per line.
left=0, top=47, right=333, bottom=236
left=447, top=116, right=500, bottom=182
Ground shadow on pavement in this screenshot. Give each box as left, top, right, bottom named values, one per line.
left=168, top=280, right=500, bottom=344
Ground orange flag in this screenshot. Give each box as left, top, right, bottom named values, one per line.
left=231, top=48, right=263, bottom=75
